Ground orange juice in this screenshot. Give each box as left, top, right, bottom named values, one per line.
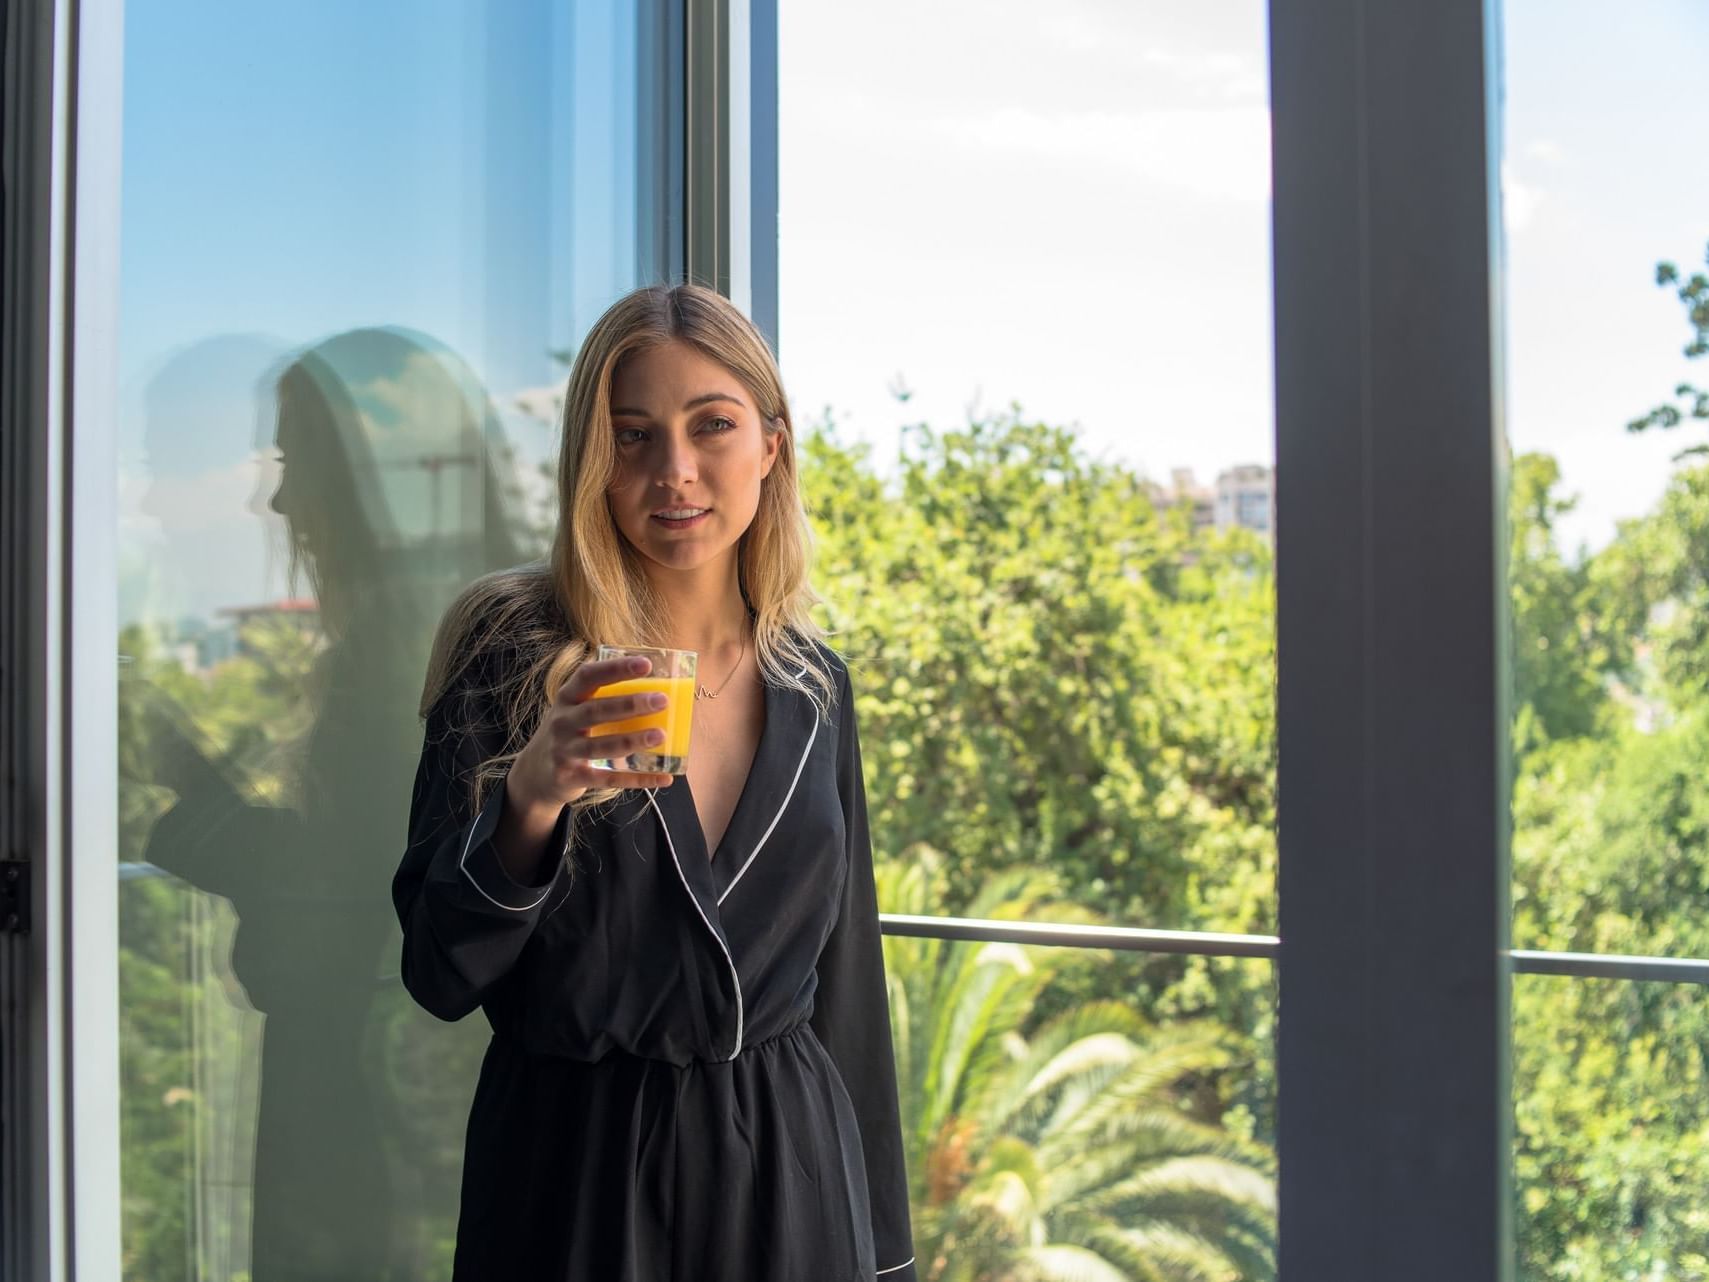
left=587, top=675, right=696, bottom=761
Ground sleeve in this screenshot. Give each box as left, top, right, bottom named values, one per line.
left=809, top=666, right=918, bottom=1282
left=390, top=683, right=575, bottom=1022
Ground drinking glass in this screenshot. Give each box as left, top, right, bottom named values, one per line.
left=586, top=645, right=698, bottom=775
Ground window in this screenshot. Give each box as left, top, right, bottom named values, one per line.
left=8, top=1, right=1543, bottom=1276
left=109, top=2, right=672, bottom=1272
left=777, top=2, right=1283, bottom=1271
left=1502, top=2, right=1709, bottom=1273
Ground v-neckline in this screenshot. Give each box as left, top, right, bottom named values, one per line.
left=678, top=672, right=771, bottom=866
left=644, top=660, right=817, bottom=917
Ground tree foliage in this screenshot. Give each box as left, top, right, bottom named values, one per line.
left=1627, top=241, right=1709, bottom=452
left=879, top=853, right=1274, bottom=1282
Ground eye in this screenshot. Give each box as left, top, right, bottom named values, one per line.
left=614, top=426, right=647, bottom=446
left=702, top=416, right=737, bottom=434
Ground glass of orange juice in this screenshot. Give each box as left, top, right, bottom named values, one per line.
left=586, top=645, right=698, bottom=775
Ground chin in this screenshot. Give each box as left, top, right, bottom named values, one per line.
left=634, top=538, right=726, bottom=573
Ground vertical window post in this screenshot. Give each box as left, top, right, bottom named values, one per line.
left=3, top=0, right=127, bottom=1276
left=1271, top=0, right=1513, bottom=1278
left=685, top=0, right=775, bottom=352
left=684, top=0, right=727, bottom=295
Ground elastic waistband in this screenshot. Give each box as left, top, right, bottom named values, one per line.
left=495, top=1022, right=817, bottom=1070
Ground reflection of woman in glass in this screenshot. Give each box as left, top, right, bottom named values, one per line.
left=393, top=284, right=916, bottom=1279
left=143, top=326, right=525, bottom=1278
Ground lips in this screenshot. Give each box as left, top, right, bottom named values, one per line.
left=650, top=507, right=711, bottom=530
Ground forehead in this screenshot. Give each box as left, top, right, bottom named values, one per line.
left=610, top=340, right=750, bottom=410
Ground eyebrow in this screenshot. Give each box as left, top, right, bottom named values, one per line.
left=610, top=392, right=746, bottom=419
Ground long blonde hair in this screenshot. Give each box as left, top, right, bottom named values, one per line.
left=420, top=284, right=837, bottom=824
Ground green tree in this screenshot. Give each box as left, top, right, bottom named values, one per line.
left=803, top=411, right=1281, bottom=1151
left=1626, top=241, right=1709, bottom=453
left=1591, top=464, right=1709, bottom=705
left=803, top=414, right=1273, bottom=934
left=1508, top=452, right=1618, bottom=747
left=117, top=620, right=315, bottom=1280
left=1511, top=712, right=1709, bottom=1280
left=1506, top=443, right=1709, bottom=1279
left=880, top=853, right=1275, bottom=1282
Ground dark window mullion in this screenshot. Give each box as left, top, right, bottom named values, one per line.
left=1272, top=0, right=1512, bottom=1278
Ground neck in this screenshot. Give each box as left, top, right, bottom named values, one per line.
left=646, top=554, right=752, bottom=654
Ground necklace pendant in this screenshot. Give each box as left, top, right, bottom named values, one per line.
left=695, top=684, right=715, bottom=701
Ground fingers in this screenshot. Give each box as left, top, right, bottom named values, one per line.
left=548, top=725, right=675, bottom=793
left=558, top=655, right=651, bottom=706
left=555, top=756, right=674, bottom=793
left=578, top=727, right=669, bottom=760
left=569, top=689, right=671, bottom=732
left=533, top=655, right=681, bottom=798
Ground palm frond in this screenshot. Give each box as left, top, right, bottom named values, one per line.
left=1017, top=1243, right=1139, bottom=1282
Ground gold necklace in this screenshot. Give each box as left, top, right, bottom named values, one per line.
left=695, top=634, right=749, bottom=701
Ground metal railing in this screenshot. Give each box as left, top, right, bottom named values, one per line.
left=879, top=913, right=1709, bottom=985
left=111, top=865, right=1709, bottom=987
left=879, top=913, right=1280, bottom=959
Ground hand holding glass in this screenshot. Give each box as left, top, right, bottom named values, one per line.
left=586, top=645, right=697, bottom=775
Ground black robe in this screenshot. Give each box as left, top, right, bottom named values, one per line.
left=392, top=641, right=917, bottom=1281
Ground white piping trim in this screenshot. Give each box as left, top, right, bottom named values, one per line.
left=717, top=713, right=817, bottom=905
left=458, top=817, right=556, bottom=912
left=877, top=1258, right=915, bottom=1275
left=647, top=789, right=745, bottom=1061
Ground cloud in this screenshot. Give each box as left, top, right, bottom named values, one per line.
left=934, top=105, right=1272, bottom=203
left=123, top=456, right=280, bottom=537
left=1139, top=47, right=1266, bottom=99
left=350, top=348, right=484, bottom=456
left=1503, top=163, right=1544, bottom=232
left=511, top=384, right=563, bottom=423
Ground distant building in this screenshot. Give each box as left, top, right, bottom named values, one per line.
left=219, top=598, right=320, bottom=626
left=159, top=612, right=240, bottom=674
left=1214, top=464, right=1274, bottom=540
left=1159, top=465, right=1274, bottom=542
left=1167, top=468, right=1217, bottom=534
left=218, top=598, right=322, bottom=657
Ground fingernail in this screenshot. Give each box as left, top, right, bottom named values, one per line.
left=630, top=657, right=649, bottom=673
left=646, top=730, right=665, bottom=745
left=648, top=693, right=668, bottom=709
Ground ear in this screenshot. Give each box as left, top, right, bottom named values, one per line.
left=760, top=416, right=784, bottom=479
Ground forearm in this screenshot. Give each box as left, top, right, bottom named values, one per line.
left=494, top=773, right=569, bottom=886
left=394, top=759, right=573, bottom=1022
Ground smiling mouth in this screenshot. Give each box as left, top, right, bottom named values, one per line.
left=651, top=507, right=711, bottom=529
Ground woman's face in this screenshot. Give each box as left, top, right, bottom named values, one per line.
left=266, top=413, right=299, bottom=525
left=606, top=340, right=781, bottom=577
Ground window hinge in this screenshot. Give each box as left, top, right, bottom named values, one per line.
left=2, top=862, right=30, bottom=934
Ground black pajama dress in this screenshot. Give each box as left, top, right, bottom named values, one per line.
left=392, top=643, right=917, bottom=1282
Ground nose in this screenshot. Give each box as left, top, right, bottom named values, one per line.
left=650, top=435, right=696, bottom=491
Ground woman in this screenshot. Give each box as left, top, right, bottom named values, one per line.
left=138, top=326, right=526, bottom=1277
left=392, top=284, right=917, bottom=1280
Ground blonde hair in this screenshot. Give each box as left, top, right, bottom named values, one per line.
left=420, top=284, right=837, bottom=828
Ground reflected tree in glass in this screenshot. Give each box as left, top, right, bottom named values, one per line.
left=120, top=328, right=528, bottom=1279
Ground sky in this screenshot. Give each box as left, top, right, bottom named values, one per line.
left=115, top=0, right=649, bottom=622
left=113, top=0, right=1709, bottom=625
left=777, top=0, right=1709, bottom=556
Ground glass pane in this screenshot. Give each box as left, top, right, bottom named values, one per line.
left=1514, top=975, right=1709, bottom=1278
left=782, top=2, right=1276, bottom=935
left=876, top=867, right=1276, bottom=1279
left=1503, top=4, right=1709, bottom=1276
left=1504, top=0, right=1709, bottom=952
left=113, top=2, right=669, bottom=1275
